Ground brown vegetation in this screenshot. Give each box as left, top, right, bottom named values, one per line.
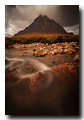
left=5, top=34, right=79, bottom=48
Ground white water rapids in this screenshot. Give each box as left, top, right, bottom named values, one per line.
left=5, top=55, right=53, bottom=88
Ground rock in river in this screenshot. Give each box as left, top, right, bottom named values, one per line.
left=20, top=66, right=34, bottom=74
left=33, top=50, right=45, bottom=57
left=73, top=54, right=79, bottom=62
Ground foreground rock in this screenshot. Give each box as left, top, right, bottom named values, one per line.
left=20, top=66, right=34, bottom=74
left=8, top=42, right=79, bottom=57
left=73, top=54, right=79, bottom=62
left=5, top=63, right=79, bottom=115
left=33, top=50, right=45, bottom=57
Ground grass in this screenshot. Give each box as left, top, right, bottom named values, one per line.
left=5, top=34, right=79, bottom=47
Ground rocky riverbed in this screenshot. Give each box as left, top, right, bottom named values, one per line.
left=5, top=41, right=79, bottom=115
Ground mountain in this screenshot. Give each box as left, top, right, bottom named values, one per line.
left=68, top=32, right=74, bottom=35
left=14, top=14, right=67, bottom=36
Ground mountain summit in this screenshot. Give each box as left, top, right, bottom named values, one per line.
left=14, top=14, right=67, bottom=36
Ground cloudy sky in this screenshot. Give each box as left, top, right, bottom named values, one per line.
left=5, top=5, right=79, bottom=37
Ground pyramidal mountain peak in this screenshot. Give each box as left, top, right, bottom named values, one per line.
left=14, top=15, right=67, bottom=36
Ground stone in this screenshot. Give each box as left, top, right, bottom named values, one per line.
left=32, top=72, right=43, bottom=83
left=50, top=48, right=53, bottom=51
left=75, top=47, right=79, bottom=51
left=20, top=66, right=34, bottom=74
left=5, top=59, right=10, bottom=65
left=40, top=48, right=43, bottom=50
left=58, top=49, right=64, bottom=54
left=46, top=43, right=48, bottom=46
left=73, top=54, right=79, bottom=62
left=33, top=50, right=45, bottom=57
left=53, top=46, right=57, bottom=49
left=52, top=44, right=54, bottom=46
left=14, top=51, right=28, bottom=56
left=30, top=72, right=44, bottom=92
left=72, top=44, right=75, bottom=47
left=52, top=49, right=58, bottom=55
left=5, top=73, right=18, bottom=83
left=66, top=43, right=71, bottom=48
left=43, top=51, right=48, bottom=55
left=74, top=42, right=79, bottom=45
left=33, top=48, right=36, bottom=51
left=64, top=49, right=68, bottom=54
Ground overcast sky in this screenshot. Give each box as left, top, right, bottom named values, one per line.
left=5, top=5, right=79, bottom=37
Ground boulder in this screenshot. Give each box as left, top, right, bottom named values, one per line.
left=68, top=51, right=75, bottom=55
left=5, top=59, right=10, bottom=65
left=30, top=72, right=44, bottom=92
left=64, top=49, right=68, bottom=54
left=14, top=51, right=28, bottom=56
left=33, top=50, right=45, bottom=57
left=58, top=49, right=64, bottom=54
left=33, top=48, right=37, bottom=51
left=52, top=49, right=58, bottom=55
left=75, top=47, right=79, bottom=51
left=20, top=66, right=34, bottom=74
left=73, top=54, right=79, bottom=62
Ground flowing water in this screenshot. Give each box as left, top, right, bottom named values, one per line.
left=5, top=49, right=53, bottom=87
left=5, top=49, right=79, bottom=115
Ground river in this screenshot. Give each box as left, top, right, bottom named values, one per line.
left=5, top=48, right=79, bottom=115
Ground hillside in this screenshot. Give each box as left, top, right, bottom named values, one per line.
left=14, top=15, right=67, bottom=36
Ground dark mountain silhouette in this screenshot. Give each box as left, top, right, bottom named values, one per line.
left=14, top=14, right=67, bottom=36
left=68, top=32, right=74, bottom=35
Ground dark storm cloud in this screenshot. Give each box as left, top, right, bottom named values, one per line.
left=55, top=5, right=79, bottom=26
left=5, top=5, right=79, bottom=37
left=7, top=5, right=16, bottom=9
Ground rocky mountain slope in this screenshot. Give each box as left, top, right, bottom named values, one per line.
left=14, top=15, right=67, bottom=36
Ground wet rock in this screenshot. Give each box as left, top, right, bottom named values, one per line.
left=52, top=44, right=54, bottom=47
left=46, top=43, right=48, bottom=46
left=53, top=46, right=57, bottom=49
left=51, top=59, right=56, bottom=64
left=73, top=54, right=79, bottom=62
left=36, top=43, right=39, bottom=46
left=68, top=51, right=75, bottom=55
left=14, top=51, right=28, bottom=56
left=5, top=73, right=19, bottom=84
left=13, top=77, right=31, bottom=92
left=13, top=61, right=22, bottom=66
left=52, top=49, right=58, bottom=55
left=40, top=47, right=43, bottom=50
left=20, top=66, right=34, bottom=74
left=30, top=72, right=44, bottom=92
left=72, top=44, right=75, bottom=47
left=30, top=70, right=53, bottom=93
left=52, top=63, right=79, bottom=80
left=8, top=45, right=14, bottom=49
left=13, top=44, right=22, bottom=49
left=32, top=72, right=43, bottom=83
left=64, top=49, right=68, bottom=54
left=74, top=42, right=79, bottom=45
left=59, top=49, right=64, bottom=54
left=75, top=47, right=79, bottom=51
left=66, top=43, right=71, bottom=48
left=33, top=50, right=45, bottom=57
left=5, top=60, right=23, bottom=73
left=43, top=51, right=48, bottom=55
left=5, top=59, right=10, bottom=65
left=33, top=48, right=36, bottom=51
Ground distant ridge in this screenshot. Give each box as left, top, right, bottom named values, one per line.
left=14, top=14, right=67, bottom=36
left=68, top=32, right=74, bottom=35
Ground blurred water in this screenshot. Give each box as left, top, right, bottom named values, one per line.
left=5, top=49, right=52, bottom=78
left=5, top=49, right=79, bottom=115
